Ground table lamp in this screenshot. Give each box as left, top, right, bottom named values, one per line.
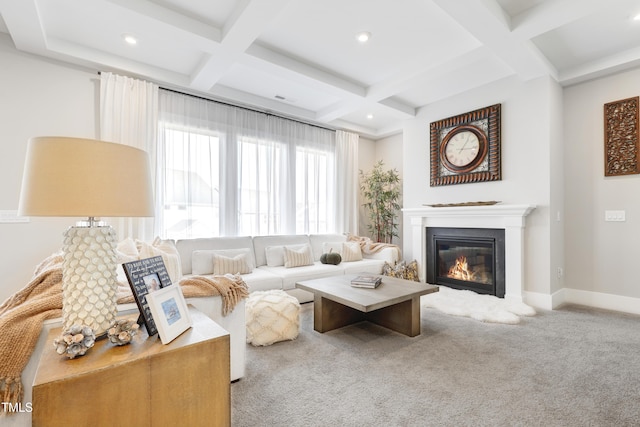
left=18, top=136, right=154, bottom=336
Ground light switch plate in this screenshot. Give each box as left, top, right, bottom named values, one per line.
left=604, top=210, right=626, bottom=222
left=0, top=210, right=30, bottom=223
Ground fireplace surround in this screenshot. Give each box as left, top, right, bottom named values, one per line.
left=404, top=204, right=535, bottom=302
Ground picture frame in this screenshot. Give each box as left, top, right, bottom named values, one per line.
left=604, top=96, right=640, bottom=176
left=146, top=285, right=192, bottom=344
left=122, top=256, right=173, bottom=336
left=429, top=104, right=501, bottom=186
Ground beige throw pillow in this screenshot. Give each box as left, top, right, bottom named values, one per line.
left=341, top=242, right=363, bottom=262
left=213, top=252, right=251, bottom=275
left=283, top=245, right=313, bottom=268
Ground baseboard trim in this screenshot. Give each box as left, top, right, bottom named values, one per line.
left=531, top=288, right=640, bottom=315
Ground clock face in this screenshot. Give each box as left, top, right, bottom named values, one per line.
left=444, top=130, right=480, bottom=168
left=439, top=125, right=487, bottom=173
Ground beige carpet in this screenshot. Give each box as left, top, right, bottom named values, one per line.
left=232, top=302, right=640, bottom=426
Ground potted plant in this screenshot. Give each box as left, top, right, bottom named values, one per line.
left=359, top=160, right=401, bottom=243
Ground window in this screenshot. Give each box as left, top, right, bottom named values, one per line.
left=157, top=88, right=347, bottom=239
left=161, top=128, right=219, bottom=240
left=296, top=146, right=331, bottom=234
left=238, top=137, right=286, bottom=236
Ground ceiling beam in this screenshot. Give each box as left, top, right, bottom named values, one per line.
left=511, top=0, right=624, bottom=40
left=432, top=0, right=557, bottom=81
left=190, top=0, right=292, bottom=91
left=0, top=0, right=47, bottom=53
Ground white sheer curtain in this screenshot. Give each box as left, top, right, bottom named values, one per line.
left=100, top=72, right=159, bottom=240
left=157, top=89, right=338, bottom=238
left=335, top=130, right=359, bottom=235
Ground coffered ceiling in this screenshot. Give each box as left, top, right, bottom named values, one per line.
left=2, top=0, right=640, bottom=138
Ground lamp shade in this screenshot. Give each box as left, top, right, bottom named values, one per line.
left=18, top=136, right=154, bottom=218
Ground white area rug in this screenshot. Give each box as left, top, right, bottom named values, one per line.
left=421, top=286, right=536, bottom=324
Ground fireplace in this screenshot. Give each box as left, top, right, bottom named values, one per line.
left=404, top=204, right=535, bottom=302
left=426, top=227, right=505, bottom=297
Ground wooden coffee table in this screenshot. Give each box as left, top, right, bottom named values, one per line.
left=295, top=275, right=438, bottom=337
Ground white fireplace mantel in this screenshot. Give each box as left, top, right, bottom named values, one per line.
left=403, top=204, right=536, bottom=302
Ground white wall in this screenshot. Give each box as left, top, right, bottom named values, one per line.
left=564, top=68, right=640, bottom=303
left=357, top=136, right=376, bottom=237
left=0, top=34, right=99, bottom=303
left=373, top=132, right=403, bottom=248
left=402, top=76, right=560, bottom=305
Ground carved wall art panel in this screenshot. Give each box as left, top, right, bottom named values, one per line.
left=604, top=96, right=640, bottom=176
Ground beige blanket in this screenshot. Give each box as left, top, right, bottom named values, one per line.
left=347, top=233, right=402, bottom=261
left=0, top=254, right=249, bottom=415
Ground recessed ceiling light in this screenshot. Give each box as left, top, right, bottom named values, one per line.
left=366, top=113, right=374, bottom=120
left=633, top=13, right=640, bottom=21
left=123, top=34, right=138, bottom=45
left=356, top=32, right=371, bottom=43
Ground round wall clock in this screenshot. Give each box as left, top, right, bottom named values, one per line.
left=429, top=104, right=501, bottom=186
left=440, top=125, right=488, bottom=173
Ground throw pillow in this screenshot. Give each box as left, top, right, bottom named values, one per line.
left=404, top=260, right=419, bottom=282
left=283, top=245, right=313, bottom=268
left=265, top=246, right=286, bottom=267
left=213, top=253, right=252, bottom=275
left=265, top=244, right=310, bottom=267
left=382, top=260, right=420, bottom=281
left=137, top=238, right=182, bottom=284
left=192, top=248, right=255, bottom=275
left=192, top=250, right=216, bottom=275
left=341, top=242, right=363, bottom=262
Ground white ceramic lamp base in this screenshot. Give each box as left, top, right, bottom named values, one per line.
left=61, top=225, right=118, bottom=335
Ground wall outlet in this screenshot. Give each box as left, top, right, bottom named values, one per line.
left=604, top=210, right=625, bottom=222
left=557, top=267, right=564, bottom=278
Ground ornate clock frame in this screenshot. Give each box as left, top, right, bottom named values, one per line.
left=429, top=104, right=501, bottom=186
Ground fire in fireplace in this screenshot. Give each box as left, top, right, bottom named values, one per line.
left=426, top=227, right=505, bottom=297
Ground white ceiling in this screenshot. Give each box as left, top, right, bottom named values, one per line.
left=2, top=0, right=640, bottom=139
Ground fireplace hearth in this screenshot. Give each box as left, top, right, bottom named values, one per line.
left=426, top=227, right=505, bottom=297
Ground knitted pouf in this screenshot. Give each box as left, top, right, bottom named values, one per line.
left=246, top=290, right=300, bottom=346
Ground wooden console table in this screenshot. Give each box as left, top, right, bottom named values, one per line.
left=32, top=307, right=230, bottom=427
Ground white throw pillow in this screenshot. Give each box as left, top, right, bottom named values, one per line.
left=213, top=252, right=252, bottom=275
left=341, top=242, right=363, bottom=262
left=137, top=238, right=182, bottom=284
left=265, top=246, right=286, bottom=267
left=283, top=244, right=313, bottom=268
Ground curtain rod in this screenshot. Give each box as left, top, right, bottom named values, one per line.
left=159, top=86, right=336, bottom=133
left=97, top=72, right=337, bottom=133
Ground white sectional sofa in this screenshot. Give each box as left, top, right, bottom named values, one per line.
left=176, top=233, right=400, bottom=303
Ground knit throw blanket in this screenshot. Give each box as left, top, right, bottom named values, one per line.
left=347, top=233, right=402, bottom=260
left=0, top=254, right=249, bottom=415
left=0, top=253, right=63, bottom=415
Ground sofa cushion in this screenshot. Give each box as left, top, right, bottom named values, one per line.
left=259, top=262, right=341, bottom=290
left=341, top=258, right=386, bottom=275
left=283, top=245, right=314, bottom=268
